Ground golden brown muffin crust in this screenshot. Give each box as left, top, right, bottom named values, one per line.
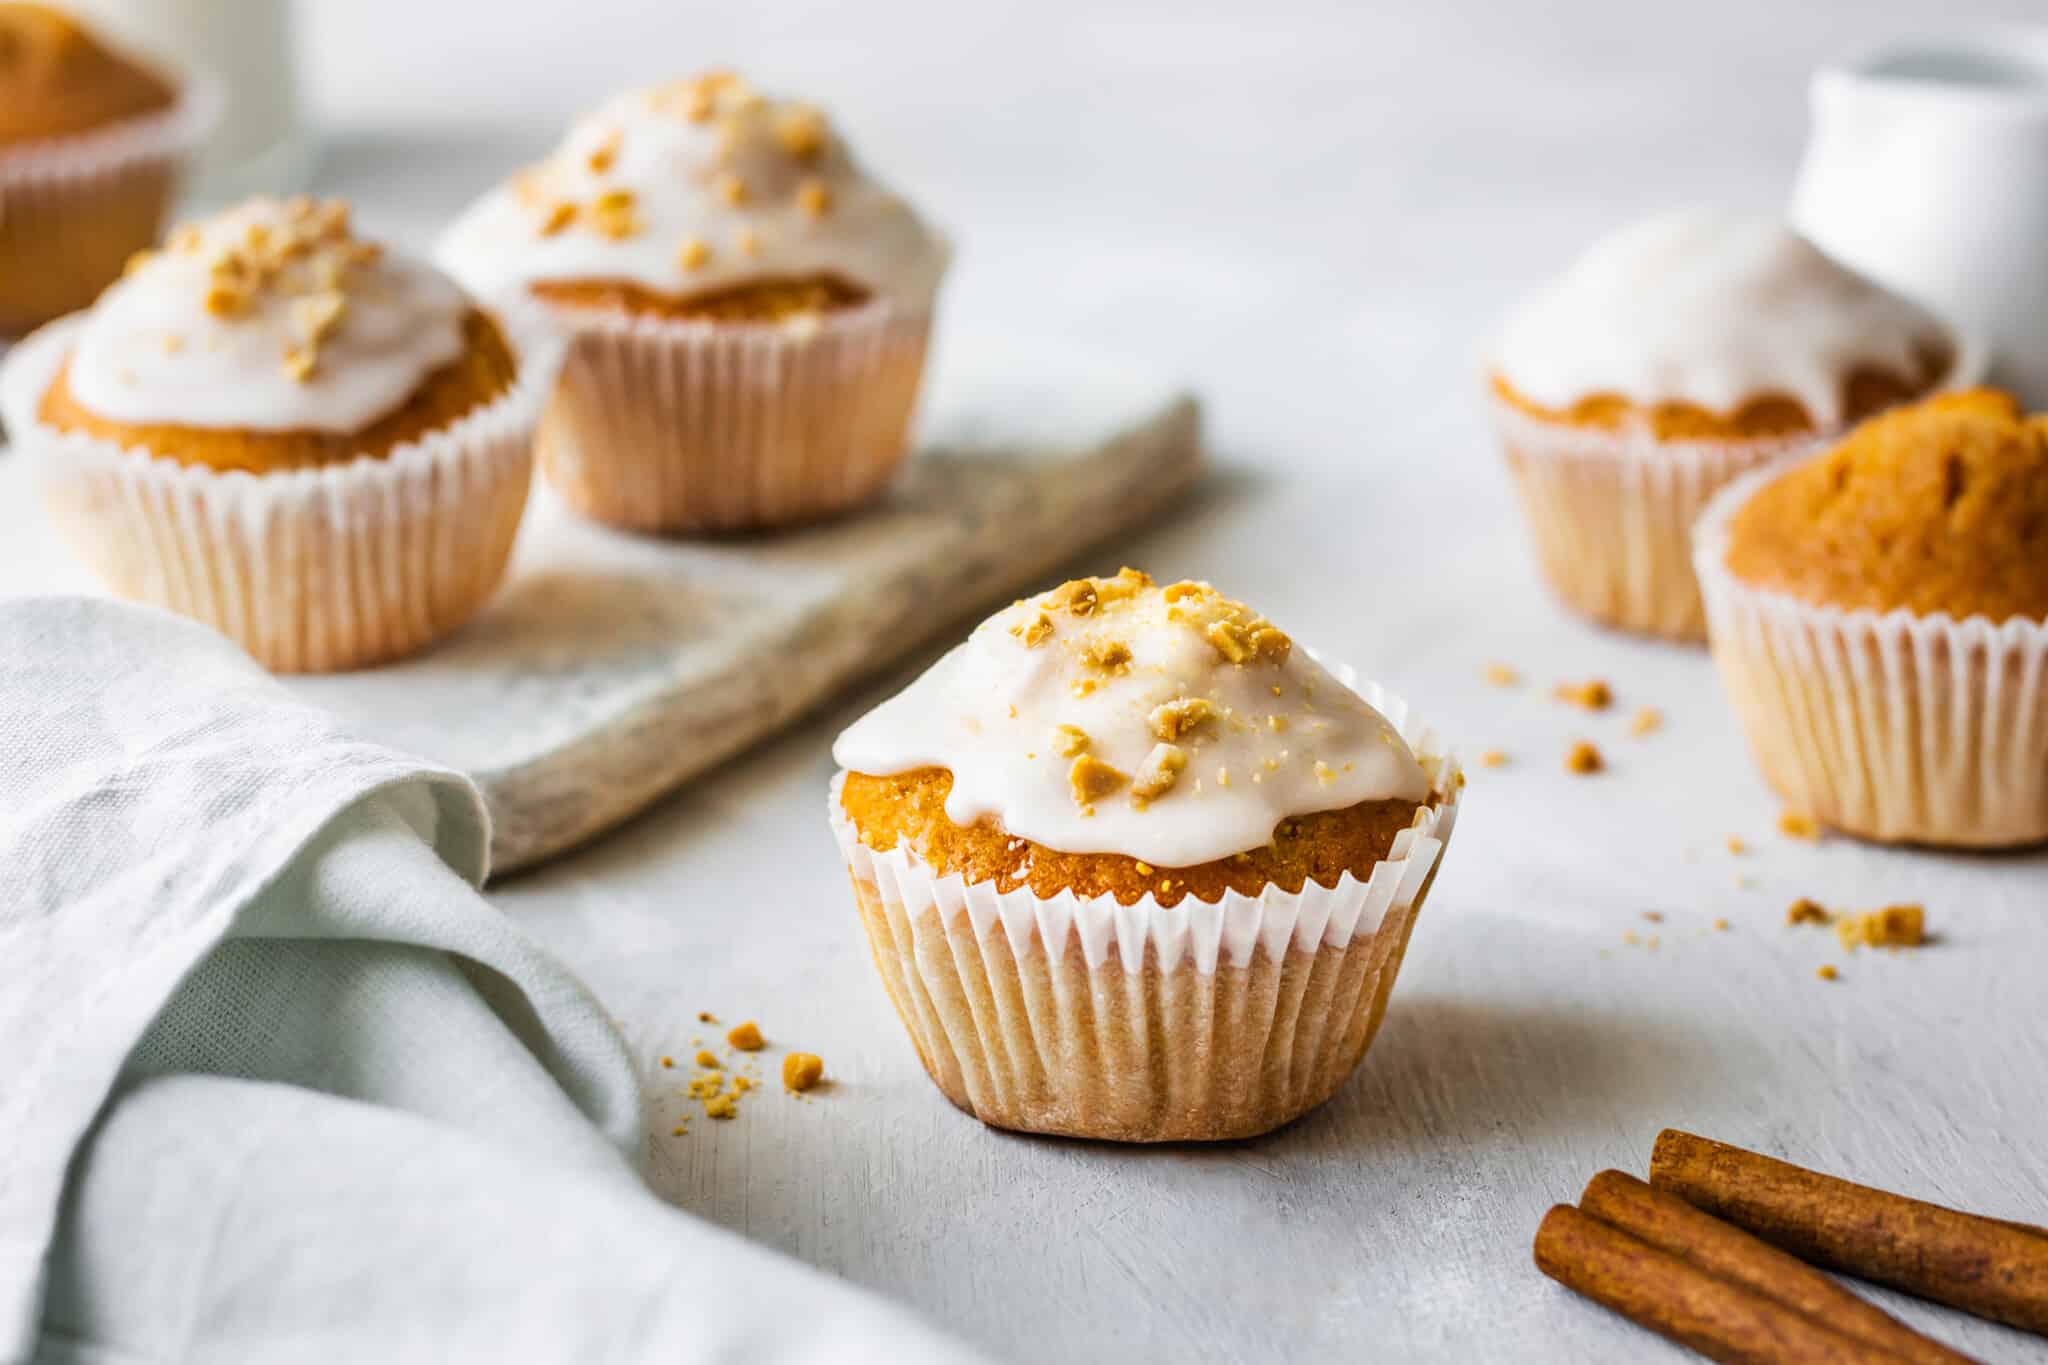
left=841, top=767, right=1430, bottom=909
left=1723, top=388, right=2048, bottom=622
left=0, top=4, right=174, bottom=145
left=531, top=272, right=871, bottom=322
left=38, top=308, right=520, bottom=472
left=1489, top=340, right=1952, bottom=442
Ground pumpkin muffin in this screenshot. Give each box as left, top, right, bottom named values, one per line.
left=1695, top=389, right=2048, bottom=846
left=828, top=569, right=1462, bottom=1142
left=438, top=69, right=948, bottom=533
left=1488, top=208, right=1973, bottom=640
left=0, top=4, right=212, bottom=338
left=0, top=196, right=546, bottom=672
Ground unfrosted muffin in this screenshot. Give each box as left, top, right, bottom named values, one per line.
left=0, top=4, right=210, bottom=337
left=1695, top=389, right=2048, bottom=846
left=1488, top=209, right=1972, bottom=640
left=438, top=69, right=947, bottom=533
left=828, top=569, right=1462, bottom=1141
left=0, top=196, right=545, bottom=672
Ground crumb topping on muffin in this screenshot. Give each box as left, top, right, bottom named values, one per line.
left=832, top=568, right=1431, bottom=867
left=435, top=70, right=948, bottom=315
left=1491, top=209, right=1959, bottom=435
left=1723, top=388, right=2048, bottom=622
left=54, top=196, right=482, bottom=438
left=0, top=3, right=174, bottom=145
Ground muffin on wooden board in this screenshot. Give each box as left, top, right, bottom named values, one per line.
left=829, top=569, right=1461, bottom=1142
left=0, top=196, right=548, bottom=672
left=0, top=3, right=213, bottom=337
left=1487, top=208, right=1975, bottom=640
left=438, top=70, right=948, bottom=534
left=1695, top=388, right=2048, bottom=847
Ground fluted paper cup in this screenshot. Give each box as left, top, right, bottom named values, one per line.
left=1695, top=464, right=2048, bottom=847
left=0, top=77, right=219, bottom=339
left=829, top=682, right=1461, bottom=1142
left=1, top=317, right=547, bottom=674
left=530, top=297, right=930, bottom=534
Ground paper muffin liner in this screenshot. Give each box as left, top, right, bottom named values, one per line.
left=0, top=77, right=219, bottom=339
left=1, top=317, right=548, bottom=674
left=1489, top=397, right=1826, bottom=641
left=828, top=681, right=1462, bottom=1142
left=528, top=297, right=931, bottom=534
left=1694, top=464, right=2048, bottom=847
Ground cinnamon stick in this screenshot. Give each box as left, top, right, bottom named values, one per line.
left=1580, top=1171, right=1976, bottom=1365
left=1533, top=1204, right=1908, bottom=1363
left=1651, top=1130, right=2048, bottom=1337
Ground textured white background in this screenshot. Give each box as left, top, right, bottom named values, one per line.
left=126, top=2, right=2048, bottom=1360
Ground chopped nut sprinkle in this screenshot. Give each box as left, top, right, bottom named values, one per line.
left=1053, top=724, right=1091, bottom=758
left=1080, top=639, right=1132, bottom=673
left=1150, top=697, right=1217, bottom=742
left=1836, top=904, right=1925, bottom=950
left=1131, top=744, right=1189, bottom=802
left=715, top=171, right=749, bottom=205
left=735, top=227, right=761, bottom=257
left=280, top=344, right=317, bottom=384
left=783, top=1052, right=825, bottom=1092
left=796, top=179, right=833, bottom=219
left=591, top=187, right=640, bottom=239
left=727, top=1021, right=765, bottom=1052
left=677, top=236, right=712, bottom=271
left=1564, top=740, right=1603, bottom=774
left=1069, top=755, right=1128, bottom=811
left=775, top=105, right=828, bottom=160
left=538, top=200, right=577, bottom=235
left=586, top=130, right=621, bottom=174
left=1010, top=611, right=1054, bottom=648
left=1554, top=679, right=1613, bottom=711
left=1313, top=760, right=1337, bottom=785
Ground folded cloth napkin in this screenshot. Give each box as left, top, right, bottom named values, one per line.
left=0, top=598, right=979, bottom=1365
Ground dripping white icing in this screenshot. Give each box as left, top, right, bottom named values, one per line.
left=832, top=573, right=1429, bottom=867
left=1491, top=208, right=1956, bottom=428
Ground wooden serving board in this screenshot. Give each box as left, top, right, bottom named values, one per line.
left=0, top=337, right=1200, bottom=874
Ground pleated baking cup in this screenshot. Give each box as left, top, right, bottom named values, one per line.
left=1, top=317, right=547, bottom=674
left=1694, top=465, right=2048, bottom=848
left=828, top=683, right=1462, bottom=1143
left=1490, top=398, right=1826, bottom=642
left=0, top=77, right=219, bottom=339
left=529, top=298, right=931, bottom=534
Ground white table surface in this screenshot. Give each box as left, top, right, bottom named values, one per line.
left=39, top=0, right=2048, bottom=1358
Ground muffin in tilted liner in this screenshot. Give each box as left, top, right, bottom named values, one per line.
left=1695, top=389, right=2048, bottom=848
left=0, top=3, right=216, bottom=339
left=828, top=569, right=1463, bottom=1142
left=1487, top=208, right=1975, bottom=641
left=0, top=196, right=550, bottom=673
left=437, top=70, right=948, bottom=534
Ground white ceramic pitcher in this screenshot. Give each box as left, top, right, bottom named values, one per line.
left=1792, top=30, right=2048, bottom=405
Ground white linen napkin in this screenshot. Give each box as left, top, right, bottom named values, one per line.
left=0, top=597, right=979, bottom=1365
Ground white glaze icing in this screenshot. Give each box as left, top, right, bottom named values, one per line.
left=435, top=75, right=948, bottom=311
left=64, top=197, right=471, bottom=434
left=832, top=572, right=1430, bottom=867
left=1492, top=208, right=1955, bottom=428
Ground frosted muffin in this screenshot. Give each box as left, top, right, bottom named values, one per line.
left=1695, top=389, right=2048, bottom=846
left=829, top=569, right=1462, bottom=1141
left=0, top=4, right=212, bottom=337
left=438, top=70, right=947, bottom=533
left=0, top=196, right=545, bottom=672
left=1488, top=209, right=1971, bottom=640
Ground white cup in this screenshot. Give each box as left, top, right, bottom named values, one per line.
left=1792, top=29, right=2048, bottom=405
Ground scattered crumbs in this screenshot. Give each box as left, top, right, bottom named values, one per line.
left=1641, top=911, right=1664, bottom=923
left=1816, top=964, right=1839, bottom=982
left=1564, top=740, right=1604, bottom=774
left=783, top=1052, right=825, bottom=1092
left=1712, top=918, right=1730, bottom=932
left=732, top=1076, right=756, bottom=1094
left=1483, top=663, right=1520, bottom=687
left=686, top=1073, right=725, bottom=1101
left=727, top=1021, right=765, bottom=1051
left=1786, top=897, right=1831, bottom=927
left=698, top=1011, right=718, bottom=1024
left=1629, top=706, right=1663, bottom=737
left=1554, top=679, right=1613, bottom=711
left=1778, top=811, right=1821, bottom=842
left=1645, top=936, right=1661, bottom=951
left=1479, top=749, right=1509, bottom=768
left=670, top=1124, right=689, bottom=1137
left=1836, top=904, right=1926, bottom=951
left=694, top=1049, right=719, bottom=1068
left=1726, top=836, right=1747, bottom=855
left=659, top=1055, right=675, bottom=1069
left=1623, top=930, right=1642, bottom=946
left=704, top=1093, right=738, bottom=1120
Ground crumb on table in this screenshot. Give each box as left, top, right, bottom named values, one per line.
left=1816, top=964, right=1839, bottom=982
left=1478, top=749, right=1509, bottom=768
left=783, top=1052, right=826, bottom=1092
left=1554, top=679, right=1613, bottom=711
left=1483, top=663, right=1520, bottom=687
left=727, top=1020, right=765, bottom=1051
left=1778, top=811, right=1821, bottom=842
left=1629, top=706, right=1662, bottom=737
left=1564, top=740, right=1603, bottom=774
left=1836, top=904, right=1925, bottom=950
left=1786, top=897, right=1831, bottom=926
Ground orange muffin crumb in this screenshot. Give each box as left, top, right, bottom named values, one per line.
left=1836, top=904, right=1925, bottom=950
left=782, top=1053, right=825, bottom=1092
left=726, top=1021, right=765, bottom=1052
left=0, top=4, right=175, bottom=145
left=1724, top=389, right=2048, bottom=622
left=1816, top=964, right=1839, bottom=982
left=1553, top=679, right=1613, bottom=711
left=531, top=272, right=870, bottom=322
left=1785, top=897, right=1830, bottom=926
left=1563, top=741, right=1603, bottom=774
left=840, top=767, right=1427, bottom=909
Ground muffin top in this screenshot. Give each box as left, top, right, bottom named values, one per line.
left=436, top=70, right=948, bottom=315
left=0, top=3, right=174, bottom=145
left=56, top=196, right=479, bottom=438
left=1492, top=209, right=1957, bottom=438
left=833, top=569, right=1432, bottom=868
left=1722, top=388, right=2048, bottom=623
